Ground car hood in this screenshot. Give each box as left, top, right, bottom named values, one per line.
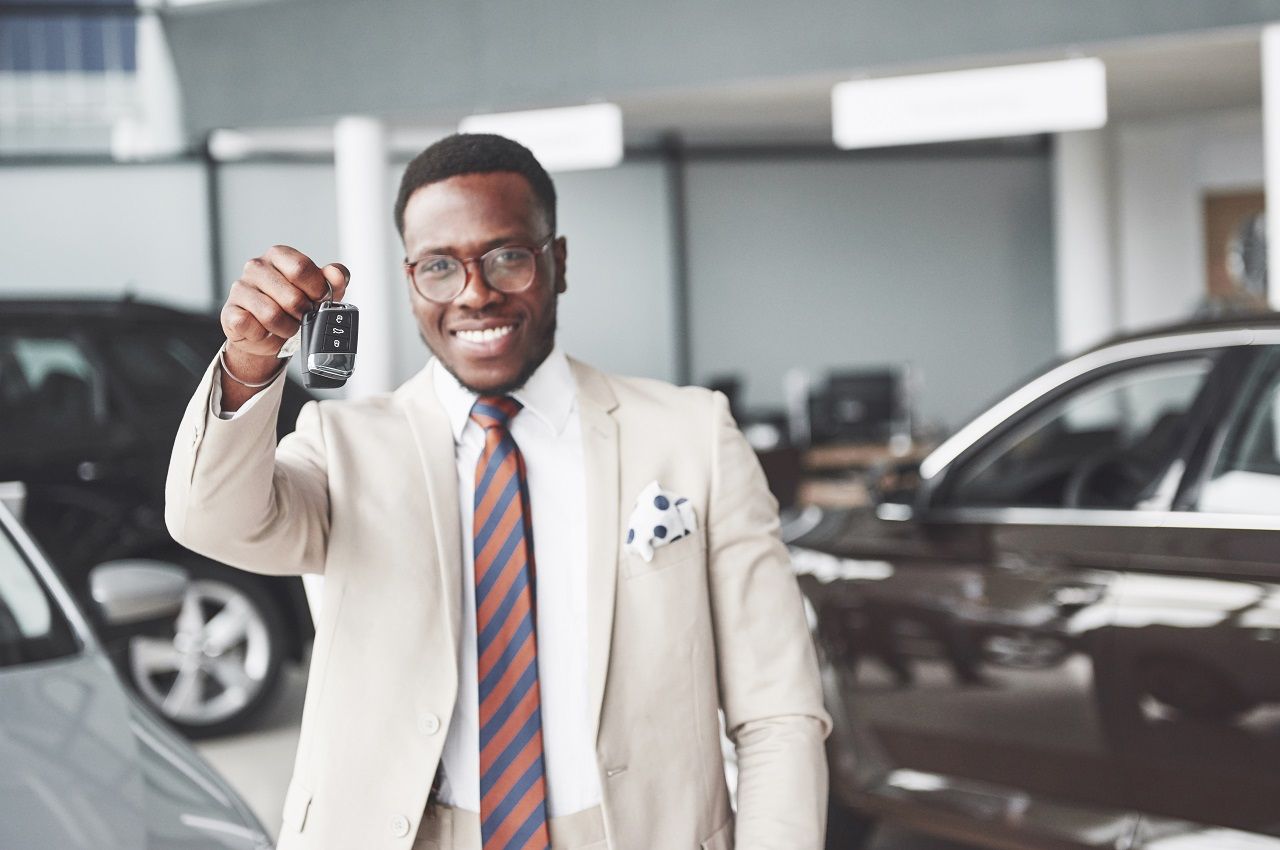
left=0, top=651, right=270, bottom=850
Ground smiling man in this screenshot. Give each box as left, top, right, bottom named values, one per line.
left=166, top=133, right=830, bottom=850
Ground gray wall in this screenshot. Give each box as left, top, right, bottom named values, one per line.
left=0, top=162, right=212, bottom=309
left=553, top=162, right=677, bottom=383
left=164, top=0, right=1280, bottom=133
left=684, top=154, right=1056, bottom=431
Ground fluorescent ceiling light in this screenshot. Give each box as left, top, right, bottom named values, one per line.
left=459, top=103, right=623, bottom=172
left=206, top=126, right=455, bottom=161
left=832, top=57, right=1107, bottom=150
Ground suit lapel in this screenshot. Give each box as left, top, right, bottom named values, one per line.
left=571, top=358, right=620, bottom=748
left=399, top=365, right=464, bottom=671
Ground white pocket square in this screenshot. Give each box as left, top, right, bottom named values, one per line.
left=625, top=480, right=697, bottom=562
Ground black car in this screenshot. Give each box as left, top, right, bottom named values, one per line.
left=796, top=314, right=1280, bottom=850
left=0, top=297, right=315, bottom=737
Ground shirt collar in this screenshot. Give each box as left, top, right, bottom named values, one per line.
left=431, top=346, right=576, bottom=442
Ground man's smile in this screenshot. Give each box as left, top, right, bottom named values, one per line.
left=453, top=323, right=516, bottom=343
left=449, top=320, right=522, bottom=357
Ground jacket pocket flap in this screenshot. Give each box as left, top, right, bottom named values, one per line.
left=622, top=526, right=704, bottom=580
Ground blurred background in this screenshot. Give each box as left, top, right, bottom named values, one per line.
left=4, top=2, right=1280, bottom=849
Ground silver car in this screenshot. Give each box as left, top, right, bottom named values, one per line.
left=0, top=488, right=271, bottom=850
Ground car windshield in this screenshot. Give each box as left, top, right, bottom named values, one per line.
left=94, top=323, right=225, bottom=409
left=0, top=517, right=80, bottom=669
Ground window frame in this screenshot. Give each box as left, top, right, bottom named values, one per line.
left=1180, top=344, right=1280, bottom=517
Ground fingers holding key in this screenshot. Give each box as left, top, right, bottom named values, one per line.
left=222, top=246, right=350, bottom=357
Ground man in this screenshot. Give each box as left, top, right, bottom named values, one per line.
left=166, top=133, right=830, bottom=850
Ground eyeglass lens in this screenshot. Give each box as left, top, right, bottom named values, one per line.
left=411, top=245, right=538, bottom=300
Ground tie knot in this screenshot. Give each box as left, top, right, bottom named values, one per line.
left=470, top=395, right=522, bottom=430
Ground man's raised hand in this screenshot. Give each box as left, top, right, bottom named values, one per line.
left=222, top=245, right=350, bottom=359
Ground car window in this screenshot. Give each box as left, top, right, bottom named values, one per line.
left=0, top=522, right=80, bottom=668
left=1198, top=348, right=1280, bottom=515
left=947, top=357, right=1213, bottom=509
left=95, top=327, right=220, bottom=408
left=0, top=335, right=111, bottom=451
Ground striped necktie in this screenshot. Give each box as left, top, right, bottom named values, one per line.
left=470, top=396, right=551, bottom=850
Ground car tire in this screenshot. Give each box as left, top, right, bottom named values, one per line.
left=826, top=794, right=876, bottom=849
left=124, top=552, right=288, bottom=739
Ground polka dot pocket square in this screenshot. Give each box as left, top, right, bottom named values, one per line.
left=625, top=480, right=698, bottom=562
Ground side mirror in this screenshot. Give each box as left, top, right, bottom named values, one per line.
left=871, top=459, right=922, bottom=521
left=89, top=561, right=188, bottom=627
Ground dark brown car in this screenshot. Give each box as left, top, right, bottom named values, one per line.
left=796, top=315, right=1280, bottom=850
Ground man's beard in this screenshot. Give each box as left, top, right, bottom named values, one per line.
left=422, top=309, right=557, bottom=397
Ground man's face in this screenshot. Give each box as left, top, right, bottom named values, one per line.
left=401, top=171, right=567, bottom=395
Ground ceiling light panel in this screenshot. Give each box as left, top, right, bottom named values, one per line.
left=832, top=58, right=1108, bottom=150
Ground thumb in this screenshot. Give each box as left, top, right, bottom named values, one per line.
left=323, top=263, right=351, bottom=302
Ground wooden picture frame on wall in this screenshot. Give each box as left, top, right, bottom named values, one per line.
left=1202, top=189, right=1267, bottom=311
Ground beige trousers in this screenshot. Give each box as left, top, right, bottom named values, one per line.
left=411, top=803, right=608, bottom=850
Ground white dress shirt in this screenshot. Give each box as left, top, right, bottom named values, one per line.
left=431, top=347, right=598, bottom=816
left=213, top=346, right=600, bottom=816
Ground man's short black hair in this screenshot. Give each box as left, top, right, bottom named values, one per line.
left=394, top=133, right=557, bottom=237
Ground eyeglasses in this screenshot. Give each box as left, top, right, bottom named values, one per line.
left=403, top=235, right=555, bottom=303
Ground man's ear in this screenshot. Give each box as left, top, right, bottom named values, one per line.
left=553, top=235, right=568, bottom=294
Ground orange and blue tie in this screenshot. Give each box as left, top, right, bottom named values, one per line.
left=470, top=396, right=551, bottom=850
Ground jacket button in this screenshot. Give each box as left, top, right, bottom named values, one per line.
left=421, top=713, right=441, bottom=735
left=390, top=814, right=411, bottom=837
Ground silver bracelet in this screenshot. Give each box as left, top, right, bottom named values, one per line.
left=219, top=345, right=288, bottom=388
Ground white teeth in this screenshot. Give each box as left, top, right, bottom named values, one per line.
left=456, top=325, right=514, bottom=343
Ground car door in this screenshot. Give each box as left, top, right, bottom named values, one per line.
left=808, top=336, right=1238, bottom=849
left=1114, top=341, right=1280, bottom=850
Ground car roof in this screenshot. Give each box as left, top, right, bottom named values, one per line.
left=0, top=297, right=215, bottom=323
left=1087, top=310, right=1280, bottom=353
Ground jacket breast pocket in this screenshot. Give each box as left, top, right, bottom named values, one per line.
left=623, top=532, right=702, bottom=580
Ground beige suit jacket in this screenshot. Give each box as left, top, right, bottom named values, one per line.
left=165, top=354, right=831, bottom=850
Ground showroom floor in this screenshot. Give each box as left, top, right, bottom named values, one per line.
left=194, top=666, right=974, bottom=850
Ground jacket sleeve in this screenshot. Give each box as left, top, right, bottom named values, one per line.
left=165, top=355, right=329, bottom=576
left=705, top=391, right=833, bottom=849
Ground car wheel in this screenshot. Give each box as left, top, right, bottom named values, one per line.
left=826, top=794, right=876, bottom=849
left=126, top=555, right=287, bottom=739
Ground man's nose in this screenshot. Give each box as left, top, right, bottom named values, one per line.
left=453, top=259, right=502, bottom=309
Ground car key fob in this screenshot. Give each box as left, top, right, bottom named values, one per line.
left=300, top=300, right=359, bottom=389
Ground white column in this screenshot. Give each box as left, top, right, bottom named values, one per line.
left=110, top=4, right=184, bottom=161
left=1052, top=129, right=1117, bottom=355
left=1264, top=25, right=1280, bottom=310
left=334, top=115, right=395, bottom=397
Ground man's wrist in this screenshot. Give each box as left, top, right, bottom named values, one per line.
left=223, top=342, right=286, bottom=386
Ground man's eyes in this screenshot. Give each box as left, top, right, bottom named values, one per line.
left=491, top=249, right=526, bottom=265
left=419, top=257, right=456, bottom=275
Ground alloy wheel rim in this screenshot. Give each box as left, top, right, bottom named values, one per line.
left=129, top=578, right=272, bottom=726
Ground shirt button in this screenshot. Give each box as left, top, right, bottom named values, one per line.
left=420, top=713, right=441, bottom=735
left=390, top=814, right=411, bottom=837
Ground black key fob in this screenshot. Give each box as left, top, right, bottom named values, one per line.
left=300, top=300, right=359, bottom=389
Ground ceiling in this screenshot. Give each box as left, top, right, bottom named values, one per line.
left=598, top=27, right=1265, bottom=148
